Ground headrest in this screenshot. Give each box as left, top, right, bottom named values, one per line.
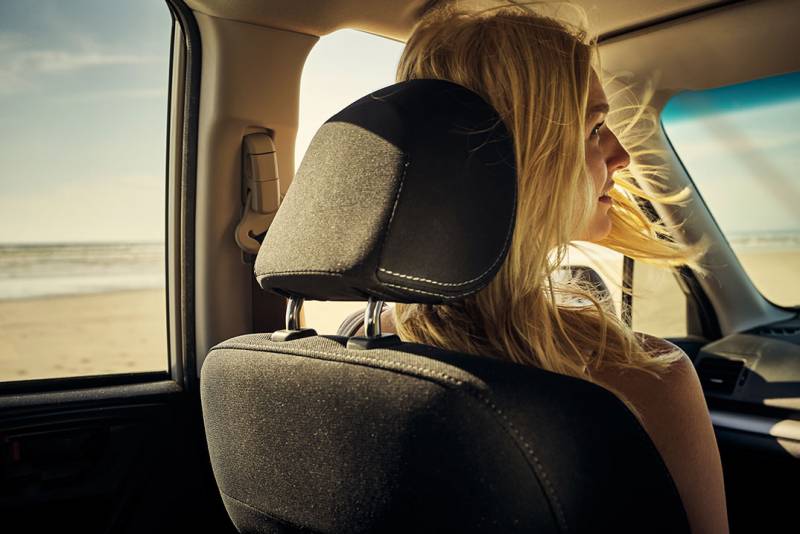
left=255, top=79, right=517, bottom=304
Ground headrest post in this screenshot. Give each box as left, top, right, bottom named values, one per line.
left=364, top=298, right=383, bottom=338
left=348, top=298, right=400, bottom=350
left=286, top=297, right=303, bottom=330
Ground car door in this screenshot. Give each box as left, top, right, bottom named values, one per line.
left=0, top=2, right=234, bottom=531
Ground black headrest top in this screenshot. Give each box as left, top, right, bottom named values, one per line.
left=255, top=79, right=517, bottom=303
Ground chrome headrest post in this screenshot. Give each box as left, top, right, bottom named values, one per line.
left=272, top=296, right=315, bottom=342
left=364, top=298, right=383, bottom=338
left=347, top=297, right=400, bottom=350
left=286, top=296, right=304, bottom=331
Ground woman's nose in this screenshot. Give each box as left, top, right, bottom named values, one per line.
left=606, top=131, right=630, bottom=173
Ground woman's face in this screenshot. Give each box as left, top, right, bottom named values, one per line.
left=580, top=71, right=630, bottom=242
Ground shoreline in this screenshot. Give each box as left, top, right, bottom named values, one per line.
left=0, top=285, right=167, bottom=303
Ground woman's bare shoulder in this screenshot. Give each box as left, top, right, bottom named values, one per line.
left=634, top=331, right=687, bottom=358
left=594, top=333, right=729, bottom=534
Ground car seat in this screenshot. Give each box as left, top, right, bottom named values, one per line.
left=200, top=79, right=689, bottom=533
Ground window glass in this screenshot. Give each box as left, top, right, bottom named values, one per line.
left=0, top=1, right=172, bottom=381
left=563, top=245, right=688, bottom=338
left=297, top=29, right=404, bottom=334
left=662, top=72, right=800, bottom=306
left=631, top=261, right=687, bottom=338
left=563, top=242, right=625, bottom=318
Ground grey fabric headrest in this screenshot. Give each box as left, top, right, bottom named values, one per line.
left=255, top=79, right=517, bottom=304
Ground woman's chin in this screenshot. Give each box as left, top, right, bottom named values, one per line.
left=583, top=217, right=613, bottom=243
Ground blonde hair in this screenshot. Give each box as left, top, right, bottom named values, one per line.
left=394, top=3, right=705, bottom=390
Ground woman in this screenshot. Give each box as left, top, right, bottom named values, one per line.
left=390, top=4, right=728, bottom=533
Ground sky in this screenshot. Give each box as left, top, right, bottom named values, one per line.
left=0, top=0, right=172, bottom=244
left=294, top=30, right=404, bottom=168
left=662, top=72, right=800, bottom=239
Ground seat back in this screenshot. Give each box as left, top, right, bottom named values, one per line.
left=203, top=334, right=689, bottom=533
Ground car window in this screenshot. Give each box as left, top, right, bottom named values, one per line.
left=297, top=29, right=404, bottom=334
left=563, top=242, right=625, bottom=317
left=0, top=0, right=172, bottom=382
left=564, top=243, right=688, bottom=338
left=631, top=261, right=688, bottom=338
left=661, top=71, right=800, bottom=307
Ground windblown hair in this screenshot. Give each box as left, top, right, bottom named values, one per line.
left=394, top=3, right=705, bottom=390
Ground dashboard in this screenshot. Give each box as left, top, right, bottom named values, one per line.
left=693, top=315, right=800, bottom=458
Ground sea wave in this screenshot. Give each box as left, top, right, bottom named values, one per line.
left=0, top=242, right=165, bottom=300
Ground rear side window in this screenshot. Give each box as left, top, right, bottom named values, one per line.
left=662, top=72, right=800, bottom=306
left=0, top=1, right=172, bottom=382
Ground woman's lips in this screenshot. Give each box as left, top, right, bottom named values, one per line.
left=598, top=195, right=612, bottom=204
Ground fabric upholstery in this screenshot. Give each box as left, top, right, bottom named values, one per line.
left=202, top=334, right=690, bottom=533
left=255, top=79, right=516, bottom=303
left=203, top=78, right=690, bottom=534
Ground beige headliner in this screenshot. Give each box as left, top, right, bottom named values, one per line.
left=185, top=0, right=724, bottom=41
left=185, top=0, right=800, bottom=92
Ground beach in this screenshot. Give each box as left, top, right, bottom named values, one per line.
left=735, top=248, right=800, bottom=307
left=0, top=288, right=167, bottom=382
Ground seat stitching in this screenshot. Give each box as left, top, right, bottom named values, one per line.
left=258, top=270, right=346, bottom=276
left=376, top=165, right=516, bottom=288
left=211, top=341, right=569, bottom=531
left=220, top=489, right=323, bottom=533
left=379, top=266, right=488, bottom=287
left=383, top=159, right=410, bottom=241
left=372, top=157, right=410, bottom=270
left=382, top=282, right=453, bottom=298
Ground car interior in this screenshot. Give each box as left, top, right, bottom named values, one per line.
left=1, top=0, right=798, bottom=532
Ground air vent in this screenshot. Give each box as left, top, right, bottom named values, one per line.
left=757, top=326, right=800, bottom=336
left=696, top=357, right=745, bottom=395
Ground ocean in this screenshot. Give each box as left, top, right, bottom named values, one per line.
left=0, top=242, right=165, bottom=300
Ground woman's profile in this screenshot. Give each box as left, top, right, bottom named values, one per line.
left=375, top=3, right=729, bottom=533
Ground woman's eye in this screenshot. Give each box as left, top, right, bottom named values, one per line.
left=591, top=121, right=604, bottom=137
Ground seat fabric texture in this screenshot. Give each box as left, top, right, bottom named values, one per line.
left=202, top=333, right=690, bottom=534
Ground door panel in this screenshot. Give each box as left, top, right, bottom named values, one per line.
left=0, top=384, right=235, bottom=533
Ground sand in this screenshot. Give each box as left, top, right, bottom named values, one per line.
left=735, top=249, right=800, bottom=307
left=0, top=288, right=167, bottom=382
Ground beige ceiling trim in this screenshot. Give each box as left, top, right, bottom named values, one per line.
left=600, top=0, right=800, bottom=94
left=184, top=0, right=732, bottom=41
left=184, top=0, right=431, bottom=40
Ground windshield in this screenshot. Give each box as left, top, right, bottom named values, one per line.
left=661, top=72, right=800, bottom=307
